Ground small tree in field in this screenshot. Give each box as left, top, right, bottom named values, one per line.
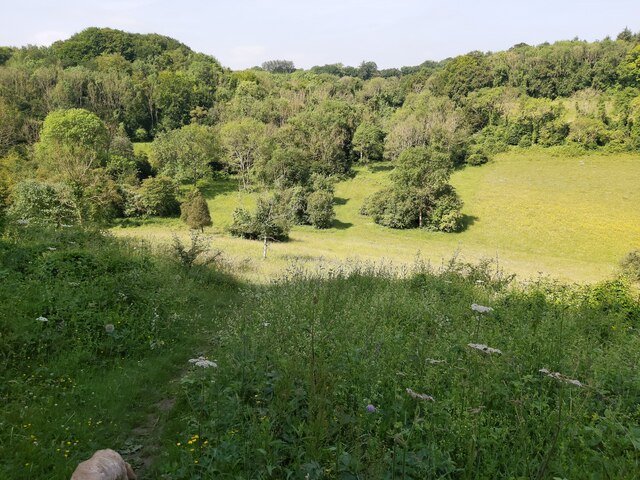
left=181, top=189, right=212, bottom=232
left=229, top=195, right=289, bottom=258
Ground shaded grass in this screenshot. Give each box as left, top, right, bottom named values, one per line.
left=113, top=151, right=640, bottom=283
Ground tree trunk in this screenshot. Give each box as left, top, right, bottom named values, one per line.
left=263, top=235, right=268, bottom=259
left=418, top=208, right=423, bottom=228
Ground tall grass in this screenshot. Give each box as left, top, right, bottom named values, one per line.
left=2, top=227, right=639, bottom=478
left=0, top=225, right=238, bottom=478
left=161, top=263, right=640, bottom=479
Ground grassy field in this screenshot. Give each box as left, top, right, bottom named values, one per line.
left=3, top=228, right=639, bottom=478
left=117, top=150, right=640, bottom=283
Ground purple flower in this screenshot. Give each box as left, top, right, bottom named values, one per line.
left=366, top=404, right=376, bottom=413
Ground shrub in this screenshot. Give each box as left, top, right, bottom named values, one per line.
left=6, top=180, right=76, bottom=226
left=466, top=152, right=488, bottom=166
left=137, top=176, right=180, bottom=217
left=228, top=207, right=257, bottom=239
left=106, top=155, right=138, bottom=183
left=620, top=250, right=640, bottom=281
left=425, top=185, right=464, bottom=232
left=110, top=135, right=134, bottom=160
left=277, top=186, right=309, bottom=225
left=568, top=117, right=611, bottom=149
left=171, top=231, right=220, bottom=269
left=229, top=196, right=289, bottom=242
left=363, top=188, right=417, bottom=229
left=306, top=190, right=335, bottom=229
left=180, top=189, right=212, bottom=231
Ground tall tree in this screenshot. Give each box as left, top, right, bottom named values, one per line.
left=219, top=118, right=267, bottom=189
left=151, top=124, right=220, bottom=184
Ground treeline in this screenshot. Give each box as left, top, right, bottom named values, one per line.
left=2, top=27, right=640, bottom=235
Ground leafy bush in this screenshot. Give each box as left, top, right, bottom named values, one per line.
left=425, top=185, right=464, bottom=232
left=306, top=190, right=335, bottom=228
left=568, top=117, right=611, bottom=149
left=363, top=188, right=417, bottom=229
left=620, top=250, right=640, bottom=281
left=171, top=231, right=220, bottom=269
left=6, top=180, right=76, bottom=226
left=276, top=186, right=308, bottom=225
left=229, top=196, right=289, bottom=241
left=137, top=176, right=180, bottom=217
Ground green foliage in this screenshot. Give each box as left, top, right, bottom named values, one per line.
left=362, top=187, right=417, bottom=228
left=306, top=190, right=335, bottom=229
left=35, top=109, right=110, bottom=173
left=620, top=250, right=640, bottom=281
left=283, top=100, right=356, bottom=175
left=229, top=195, right=289, bottom=242
left=254, top=147, right=310, bottom=188
left=431, top=52, right=493, bottom=102
left=617, top=44, right=640, bottom=87
left=261, top=59, right=296, bottom=73
left=137, top=176, right=180, bottom=217
left=6, top=180, right=76, bottom=226
left=385, top=92, right=467, bottom=161
left=505, top=98, right=568, bottom=147
left=0, top=98, right=22, bottom=155
left=180, top=189, right=212, bottom=231
left=51, top=27, right=193, bottom=67
left=352, top=122, right=385, bottom=163
left=567, top=117, right=611, bottom=149
left=219, top=118, right=267, bottom=189
left=151, top=124, right=220, bottom=184
left=110, top=134, right=134, bottom=159
left=171, top=231, right=220, bottom=269
left=365, top=147, right=463, bottom=232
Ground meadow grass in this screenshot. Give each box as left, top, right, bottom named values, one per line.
left=158, top=264, right=640, bottom=479
left=2, top=226, right=639, bottom=479
left=114, top=151, right=640, bottom=283
left=0, top=227, right=240, bottom=478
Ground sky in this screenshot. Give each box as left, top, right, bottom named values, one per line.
left=1, top=0, right=640, bottom=70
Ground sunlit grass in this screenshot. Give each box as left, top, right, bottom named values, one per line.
left=114, top=151, right=640, bottom=282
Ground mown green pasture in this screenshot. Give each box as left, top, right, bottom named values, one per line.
left=116, top=151, right=640, bottom=283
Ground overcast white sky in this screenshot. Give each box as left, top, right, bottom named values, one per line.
left=1, top=0, right=639, bottom=69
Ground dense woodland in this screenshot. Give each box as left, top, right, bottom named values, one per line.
left=2, top=27, right=640, bottom=235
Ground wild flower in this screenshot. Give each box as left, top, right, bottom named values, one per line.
left=406, top=388, right=434, bottom=401
left=426, top=358, right=446, bottom=364
left=468, top=343, right=502, bottom=354
left=366, top=404, right=376, bottom=413
left=105, top=324, right=115, bottom=333
left=47, top=246, right=57, bottom=251
left=36, top=316, right=48, bottom=323
left=188, top=356, right=218, bottom=368
left=471, top=303, right=493, bottom=313
left=16, top=219, right=29, bottom=225
left=539, top=368, right=584, bottom=387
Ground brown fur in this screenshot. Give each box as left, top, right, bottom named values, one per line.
left=70, top=449, right=136, bottom=480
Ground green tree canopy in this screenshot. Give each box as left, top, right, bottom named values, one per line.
left=151, top=124, right=220, bottom=184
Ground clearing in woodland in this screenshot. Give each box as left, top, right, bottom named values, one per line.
left=115, top=150, right=640, bottom=283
